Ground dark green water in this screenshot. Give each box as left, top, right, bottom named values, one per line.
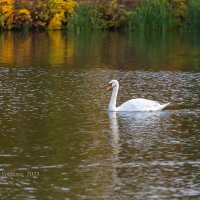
left=0, top=32, right=200, bottom=200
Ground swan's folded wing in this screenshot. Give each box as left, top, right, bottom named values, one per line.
left=116, top=98, right=166, bottom=112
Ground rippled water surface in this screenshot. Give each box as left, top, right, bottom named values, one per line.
left=0, top=32, right=200, bottom=199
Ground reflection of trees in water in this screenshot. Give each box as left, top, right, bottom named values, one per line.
left=1, top=32, right=200, bottom=71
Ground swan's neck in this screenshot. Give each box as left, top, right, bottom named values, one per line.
left=109, top=85, right=119, bottom=111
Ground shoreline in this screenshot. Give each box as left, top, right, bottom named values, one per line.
left=0, top=0, right=200, bottom=32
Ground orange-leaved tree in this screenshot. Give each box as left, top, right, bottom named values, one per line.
left=10, top=8, right=32, bottom=29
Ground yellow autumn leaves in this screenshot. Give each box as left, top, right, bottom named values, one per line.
left=0, top=0, right=14, bottom=18
left=0, top=0, right=77, bottom=30
left=0, top=0, right=14, bottom=28
left=48, top=0, right=77, bottom=30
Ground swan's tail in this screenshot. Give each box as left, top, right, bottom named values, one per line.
left=160, top=102, right=171, bottom=110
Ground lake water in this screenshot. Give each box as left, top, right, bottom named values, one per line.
left=0, top=31, right=200, bottom=199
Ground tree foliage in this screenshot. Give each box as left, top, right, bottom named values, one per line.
left=0, top=0, right=14, bottom=29
left=0, top=0, right=77, bottom=30
left=0, top=0, right=200, bottom=31
left=47, top=0, right=77, bottom=30
left=9, top=8, right=32, bottom=29
left=93, top=0, right=127, bottom=30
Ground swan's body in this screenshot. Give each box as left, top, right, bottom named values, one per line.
left=106, top=80, right=170, bottom=112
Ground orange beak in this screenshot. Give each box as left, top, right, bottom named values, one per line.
left=106, top=85, right=112, bottom=91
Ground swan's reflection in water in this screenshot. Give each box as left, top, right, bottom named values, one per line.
left=109, top=112, right=120, bottom=157
left=108, top=111, right=173, bottom=193
left=109, top=111, right=171, bottom=152
left=108, top=112, right=122, bottom=189
left=107, top=110, right=200, bottom=198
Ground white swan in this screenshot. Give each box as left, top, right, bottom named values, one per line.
left=106, top=80, right=170, bottom=112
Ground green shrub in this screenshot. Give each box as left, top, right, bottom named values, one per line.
left=93, top=0, right=127, bottom=30
left=68, top=1, right=127, bottom=31
left=170, top=0, right=186, bottom=27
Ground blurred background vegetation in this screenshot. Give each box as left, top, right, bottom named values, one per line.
left=0, top=0, right=200, bottom=32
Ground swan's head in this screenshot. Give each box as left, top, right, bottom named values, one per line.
left=106, top=80, right=119, bottom=91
